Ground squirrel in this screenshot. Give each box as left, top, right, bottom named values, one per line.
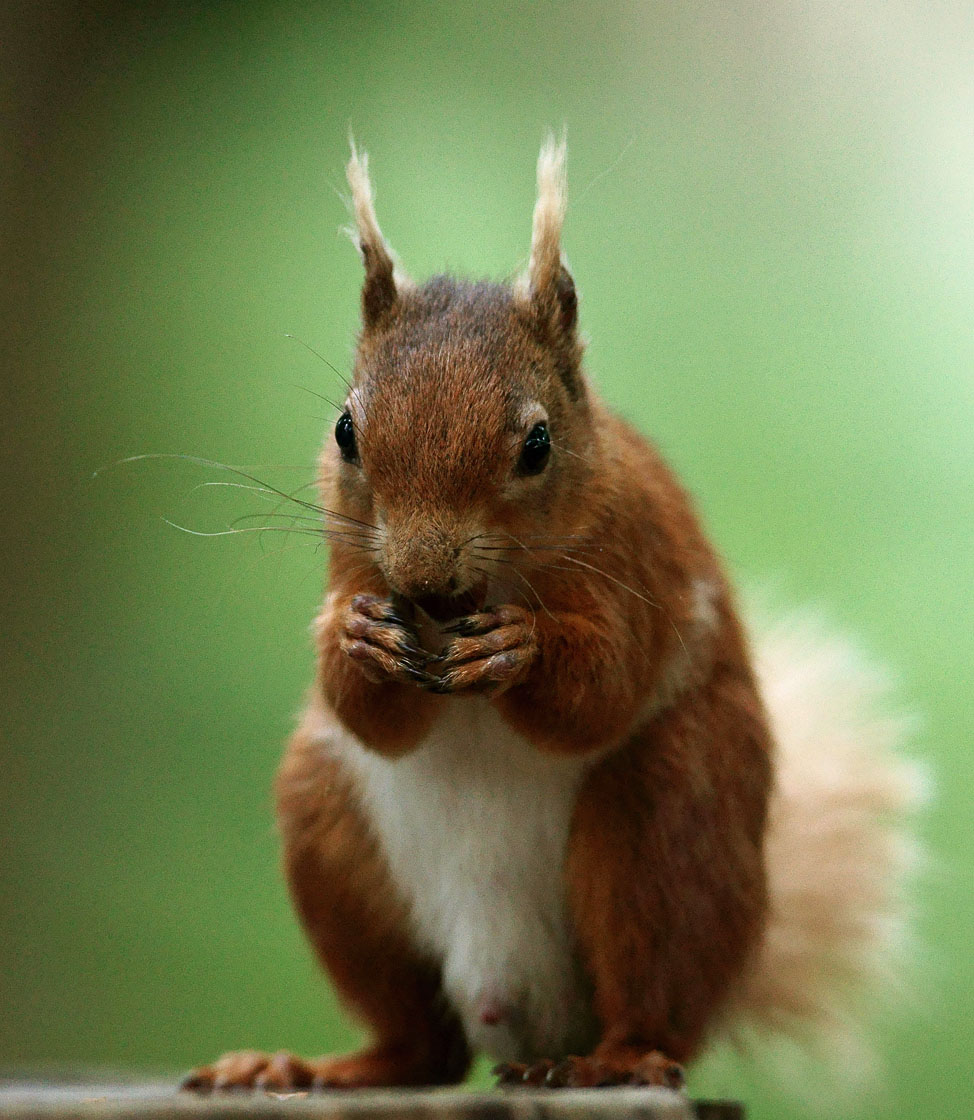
left=183, top=139, right=923, bottom=1095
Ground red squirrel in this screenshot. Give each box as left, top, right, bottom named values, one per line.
left=184, top=140, right=921, bottom=1094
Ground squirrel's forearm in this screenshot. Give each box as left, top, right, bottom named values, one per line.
left=315, top=595, right=442, bottom=757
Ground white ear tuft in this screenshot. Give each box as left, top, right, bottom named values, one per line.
left=517, top=133, right=578, bottom=339
left=528, top=133, right=568, bottom=296
left=346, top=142, right=388, bottom=261
left=344, top=140, right=409, bottom=326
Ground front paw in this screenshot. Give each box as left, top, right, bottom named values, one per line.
left=340, top=594, right=434, bottom=687
left=427, top=604, right=537, bottom=696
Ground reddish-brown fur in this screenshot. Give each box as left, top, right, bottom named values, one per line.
left=184, top=146, right=773, bottom=1093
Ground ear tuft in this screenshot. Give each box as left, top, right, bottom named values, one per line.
left=345, top=141, right=408, bottom=328
left=518, top=134, right=577, bottom=337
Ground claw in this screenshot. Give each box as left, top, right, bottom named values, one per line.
left=423, top=677, right=454, bottom=694
left=402, top=663, right=435, bottom=685
left=441, top=617, right=476, bottom=636
left=544, top=1060, right=572, bottom=1088
left=492, top=1061, right=528, bottom=1086
left=664, top=1064, right=685, bottom=1090
left=523, top=1059, right=556, bottom=1086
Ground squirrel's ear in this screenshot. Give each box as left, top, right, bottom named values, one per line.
left=516, top=135, right=577, bottom=338
left=345, top=143, right=409, bottom=329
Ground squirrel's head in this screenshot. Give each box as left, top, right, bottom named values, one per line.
left=325, top=139, right=595, bottom=620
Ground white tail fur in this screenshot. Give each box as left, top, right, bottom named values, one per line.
left=722, top=607, right=928, bottom=1089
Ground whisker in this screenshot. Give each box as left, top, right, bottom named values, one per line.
left=551, top=439, right=594, bottom=465
left=229, top=513, right=378, bottom=549
left=106, top=454, right=381, bottom=530
left=292, top=384, right=345, bottom=414
left=472, top=544, right=599, bottom=556
left=284, top=333, right=353, bottom=393
left=467, top=563, right=540, bottom=634
left=162, top=520, right=325, bottom=540
left=230, top=512, right=326, bottom=527
left=555, top=554, right=689, bottom=657
left=508, top=564, right=556, bottom=624
left=470, top=531, right=592, bottom=545
left=555, top=554, right=658, bottom=608
left=164, top=519, right=381, bottom=558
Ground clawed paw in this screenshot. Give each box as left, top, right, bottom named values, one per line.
left=338, top=596, right=537, bottom=696
left=183, top=1046, right=460, bottom=1093
left=425, top=604, right=537, bottom=696
left=493, top=1051, right=685, bottom=1091
left=181, top=1051, right=318, bottom=1093
left=340, top=594, right=435, bottom=687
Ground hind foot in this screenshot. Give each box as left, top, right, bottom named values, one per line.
left=182, top=1045, right=448, bottom=1092
left=494, top=1050, right=685, bottom=1090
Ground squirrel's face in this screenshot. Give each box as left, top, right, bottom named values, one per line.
left=324, top=139, right=587, bottom=619
left=325, top=279, right=593, bottom=619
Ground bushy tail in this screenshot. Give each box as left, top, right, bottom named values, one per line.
left=724, top=608, right=928, bottom=1084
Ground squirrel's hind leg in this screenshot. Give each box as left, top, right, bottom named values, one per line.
left=183, top=718, right=469, bottom=1093
left=548, top=661, right=772, bottom=1090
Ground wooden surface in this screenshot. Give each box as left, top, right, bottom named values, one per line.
left=0, top=1082, right=743, bottom=1120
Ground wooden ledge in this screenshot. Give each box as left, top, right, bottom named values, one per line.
left=0, top=1082, right=743, bottom=1119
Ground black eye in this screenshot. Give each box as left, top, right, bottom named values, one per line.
left=335, top=411, right=357, bottom=461
left=518, top=422, right=551, bottom=475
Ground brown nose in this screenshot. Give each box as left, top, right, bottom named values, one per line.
left=382, top=518, right=461, bottom=606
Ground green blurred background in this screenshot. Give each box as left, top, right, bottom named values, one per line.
left=2, top=2, right=971, bottom=1116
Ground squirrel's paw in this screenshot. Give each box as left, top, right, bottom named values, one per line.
left=181, top=1050, right=318, bottom=1092
left=340, top=594, right=434, bottom=687
left=427, top=604, right=537, bottom=696
left=183, top=1047, right=455, bottom=1092
left=494, top=1051, right=684, bottom=1091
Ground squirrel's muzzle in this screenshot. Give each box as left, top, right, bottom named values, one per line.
left=381, top=515, right=481, bottom=618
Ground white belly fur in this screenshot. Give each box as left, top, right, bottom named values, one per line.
left=323, top=697, right=598, bottom=1062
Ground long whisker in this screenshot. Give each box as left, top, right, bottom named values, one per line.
left=107, top=455, right=380, bottom=533
left=226, top=508, right=376, bottom=540
left=284, top=333, right=353, bottom=393
left=228, top=514, right=378, bottom=550
left=230, top=512, right=326, bottom=527
left=472, top=544, right=599, bottom=556
left=555, top=554, right=689, bottom=657
left=554, top=554, right=658, bottom=608
left=187, top=480, right=375, bottom=539
left=164, top=520, right=382, bottom=559
left=551, top=439, right=594, bottom=465
left=504, top=562, right=556, bottom=624
left=292, top=383, right=345, bottom=414
left=468, top=564, right=541, bottom=636
left=162, top=520, right=326, bottom=540
left=469, top=531, right=593, bottom=546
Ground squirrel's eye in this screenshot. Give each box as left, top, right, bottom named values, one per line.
left=518, top=422, right=551, bottom=475
left=335, top=411, right=357, bottom=461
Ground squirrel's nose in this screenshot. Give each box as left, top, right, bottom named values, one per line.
left=382, top=517, right=466, bottom=606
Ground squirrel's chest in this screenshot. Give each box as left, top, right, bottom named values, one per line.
left=332, top=698, right=597, bottom=1062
